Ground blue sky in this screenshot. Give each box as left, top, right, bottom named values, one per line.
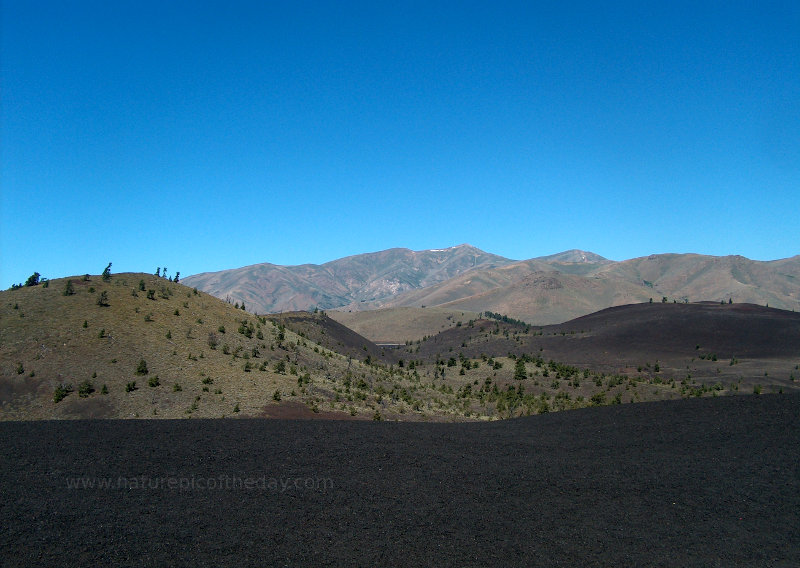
left=2, top=1, right=798, bottom=287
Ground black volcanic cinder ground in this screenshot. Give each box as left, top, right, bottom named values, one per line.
left=2, top=394, right=798, bottom=567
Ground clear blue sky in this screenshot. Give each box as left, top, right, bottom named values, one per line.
left=2, top=1, right=798, bottom=287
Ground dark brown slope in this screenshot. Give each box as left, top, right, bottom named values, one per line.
left=265, top=311, right=399, bottom=363
left=2, top=394, right=798, bottom=567
left=556, top=301, right=800, bottom=359
left=415, top=302, right=800, bottom=387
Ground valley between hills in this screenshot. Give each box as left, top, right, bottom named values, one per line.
left=3, top=253, right=799, bottom=566
left=2, top=246, right=799, bottom=421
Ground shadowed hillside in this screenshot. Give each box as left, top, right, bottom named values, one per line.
left=411, top=302, right=800, bottom=395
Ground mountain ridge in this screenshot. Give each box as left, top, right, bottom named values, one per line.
left=182, top=245, right=516, bottom=314
left=182, top=247, right=800, bottom=325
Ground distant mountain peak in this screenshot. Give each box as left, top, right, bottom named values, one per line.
left=537, top=250, right=608, bottom=263
left=425, top=243, right=475, bottom=252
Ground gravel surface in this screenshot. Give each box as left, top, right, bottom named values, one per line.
left=2, top=393, right=798, bottom=567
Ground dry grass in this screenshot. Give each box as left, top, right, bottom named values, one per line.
left=1, top=274, right=358, bottom=419
left=328, top=306, right=480, bottom=343
left=4, top=273, right=795, bottom=422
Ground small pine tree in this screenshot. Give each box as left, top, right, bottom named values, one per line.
left=135, top=359, right=149, bottom=375
left=101, top=262, right=112, bottom=281
left=25, top=272, right=41, bottom=287
left=78, top=380, right=94, bottom=398
left=514, top=359, right=527, bottom=380
left=63, top=280, right=75, bottom=296
left=96, top=290, right=109, bottom=307
left=53, top=383, right=73, bottom=403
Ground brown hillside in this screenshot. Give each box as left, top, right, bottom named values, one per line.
left=264, top=311, right=395, bottom=363
left=3, top=272, right=581, bottom=421
left=181, top=245, right=514, bottom=314
left=367, top=253, right=800, bottom=326
left=412, top=302, right=800, bottom=392
left=3, top=274, right=796, bottom=423
left=328, top=306, right=480, bottom=343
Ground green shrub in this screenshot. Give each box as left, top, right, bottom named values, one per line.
left=135, top=359, right=148, bottom=375
left=126, top=381, right=137, bottom=392
left=173, top=383, right=182, bottom=392
left=54, top=383, right=74, bottom=403
left=78, top=380, right=94, bottom=398
left=148, top=375, right=160, bottom=387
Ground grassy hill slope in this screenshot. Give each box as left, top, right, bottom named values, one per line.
left=328, top=306, right=480, bottom=343
left=3, top=273, right=797, bottom=422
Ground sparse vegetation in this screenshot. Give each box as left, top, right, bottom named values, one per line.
left=78, top=380, right=94, bottom=397
left=1, top=267, right=797, bottom=422
left=53, top=383, right=73, bottom=403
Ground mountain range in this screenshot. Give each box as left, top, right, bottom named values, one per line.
left=182, top=246, right=800, bottom=326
